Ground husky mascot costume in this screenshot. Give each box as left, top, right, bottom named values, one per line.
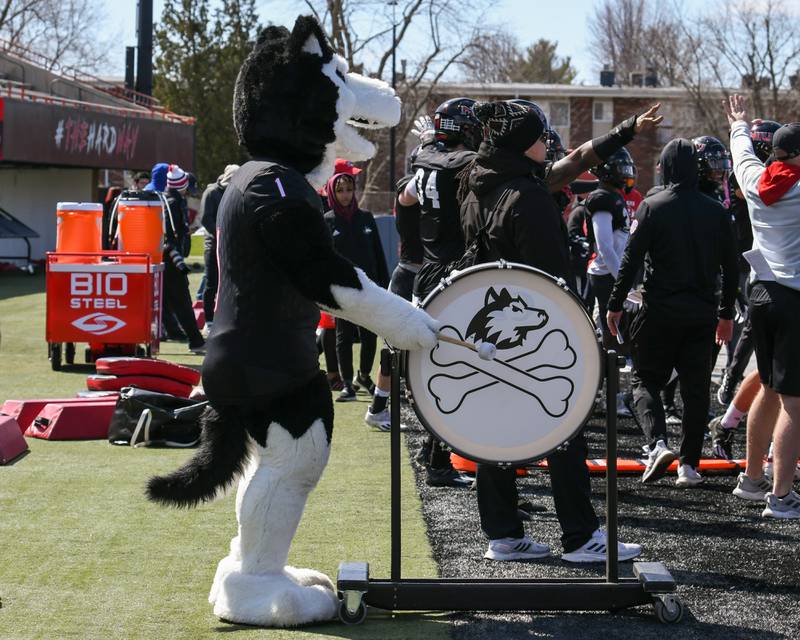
left=147, top=16, right=439, bottom=627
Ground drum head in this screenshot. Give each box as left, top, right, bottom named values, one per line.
left=407, top=262, right=602, bottom=465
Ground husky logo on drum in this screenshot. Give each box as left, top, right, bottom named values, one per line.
left=71, top=312, right=127, bottom=336
left=465, top=287, right=548, bottom=350
left=428, top=287, right=577, bottom=418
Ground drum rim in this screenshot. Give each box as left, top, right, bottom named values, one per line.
left=407, top=260, right=604, bottom=466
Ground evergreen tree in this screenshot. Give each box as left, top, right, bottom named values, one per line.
left=510, top=39, right=577, bottom=85
left=153, top=0, right=259, bottom=187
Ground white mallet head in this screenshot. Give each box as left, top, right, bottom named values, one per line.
left=476, top=341, right=497, bottom=361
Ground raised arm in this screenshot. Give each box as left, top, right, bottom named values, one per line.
left=547, top=104, right=663, bottom=193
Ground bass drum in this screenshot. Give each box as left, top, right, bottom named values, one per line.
left=406, top=261, right=602, bottom=466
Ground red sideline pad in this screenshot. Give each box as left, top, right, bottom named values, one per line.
left=531, top=458, right=747, bottom=475
left=24, top=400, right=117, bottom=440
left=1, top=395, right=119, bottom=432
left=95, top=357, right=201, bottom=386
left=0, top=415, right=28, bottom=463
left=87, top=374, right=192, bottom=398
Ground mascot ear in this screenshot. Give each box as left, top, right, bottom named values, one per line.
left=484, top=287, right=499, bottom=306
left=289, top=15, right=333, bottom=62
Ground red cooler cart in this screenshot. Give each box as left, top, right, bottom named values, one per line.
left=46, top=251, right=163, bottom=370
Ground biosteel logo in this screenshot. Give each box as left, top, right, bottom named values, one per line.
left=71, top=312, right=127, bottom=336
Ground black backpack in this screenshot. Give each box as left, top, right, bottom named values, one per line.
left=108, top=387, right=206, bottom=447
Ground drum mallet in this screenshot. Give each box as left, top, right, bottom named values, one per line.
left=437, top=333, right=497, bottom=361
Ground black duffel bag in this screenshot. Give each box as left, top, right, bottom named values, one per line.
left=108, top=387, right=207, bottom=447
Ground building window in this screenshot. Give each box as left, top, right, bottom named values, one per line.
left=593, top=100, right=613, bottom=122
left=549, top=101, right=570, bottom=128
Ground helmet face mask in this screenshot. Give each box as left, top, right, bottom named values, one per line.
left=433, top=97, right=483, bottom=151
left=591, top=147, right=635, bottom=188
left=693, top=135, right=731, bottom=186
left=750, top=120, right=782, bottom=163
left=544, top=128, right=566, bottom=162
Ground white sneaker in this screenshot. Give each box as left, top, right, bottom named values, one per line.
left=732, top=472, right=771, bottom=501
left=484, top=536, right=550, bottom=561
left=763, top=459, right=800, bottom=482
left=561, top=529, right=642, bottom=563
left=676, top=463, right=704, bottom=488
left=364, top=407, right=407, bottom=432
left=762, top=490, right=800, bottom=519
left=642, top=439, right=677, bottom=483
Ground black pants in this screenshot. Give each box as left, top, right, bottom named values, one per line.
left=588, top=273, right=615, bottom=347
left=162, top=259, right=204, bottom=348
left=476, top=431, right=598, bottom=552
left=321, top=327, right=339, bottom=374
left=630, top=313, right=715, bottom=467
left=202, top=233, right=219, bottom=323
left=336, top=319, right=377, bottom=383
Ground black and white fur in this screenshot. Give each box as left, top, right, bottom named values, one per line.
left=146, top=16, right=437, bottom=627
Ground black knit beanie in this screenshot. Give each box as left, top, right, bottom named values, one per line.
left=473, top=101, right=546, bottom=153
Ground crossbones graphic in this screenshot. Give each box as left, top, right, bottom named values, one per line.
left=427, top=325, right=576, bottom=416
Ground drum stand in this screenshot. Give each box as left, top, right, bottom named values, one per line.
left=337, top=349, right=684, bottom=625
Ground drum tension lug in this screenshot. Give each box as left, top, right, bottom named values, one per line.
left=556, top=277, right=567, bottom=289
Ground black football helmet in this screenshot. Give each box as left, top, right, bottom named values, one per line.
left=590, top=147, right=636, bottom=188
left=750, top=120, right=782, bottom=163
left=433, top=97, right=483, bottom=151
left=692, top=135, right=731, bottom=185
left=544, top=127, right=567, bottom=162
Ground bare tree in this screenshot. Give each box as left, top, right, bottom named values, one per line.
left=303, top=0, right=490, bottom=206
left=0, top=0, right=113, bottom=72
left=588, top=0, right=653, bottom=84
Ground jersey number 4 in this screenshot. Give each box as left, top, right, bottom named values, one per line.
left=415, top=168, right=440, bottom=209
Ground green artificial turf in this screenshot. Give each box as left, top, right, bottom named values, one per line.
left=0, top=272, right=446, bottom=639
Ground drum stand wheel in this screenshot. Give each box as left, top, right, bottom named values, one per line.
left=337, top=349, right=683, bottom=625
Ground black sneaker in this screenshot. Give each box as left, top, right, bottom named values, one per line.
left=517, top=499, right=546, bottom=520
left=356, top=372, right=376, bottom=395
left=336, top=385, right=357, bottom=402
left=709, top=416, right=735, bottom=460
left=415, top=439, right=432, bottom=465
left=426, top=467, right=473, bottom=488
left=664, top=405, right=682, bottom=426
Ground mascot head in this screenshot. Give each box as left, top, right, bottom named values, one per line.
left=234, top=15, right=401, bottom=189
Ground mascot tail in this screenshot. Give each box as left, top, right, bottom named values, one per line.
left=146, top=406, right=249, bottom=507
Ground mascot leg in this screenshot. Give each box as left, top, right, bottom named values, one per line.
left=209, top=393, right=338, bottom=626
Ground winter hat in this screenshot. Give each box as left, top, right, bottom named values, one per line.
left=219, top=164, right=240, bottom=187
left=772, top=123, right=800, bottom=160
left=166, top=164, right=189, bottom=190
left=145, top=163, right=169, bottom=192
left=472, top=100, right=546, bottom=153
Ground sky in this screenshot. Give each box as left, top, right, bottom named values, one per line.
left=104, top=0, right=716, bottom=84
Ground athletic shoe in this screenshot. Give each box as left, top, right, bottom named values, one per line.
left=616, top=392, right=632, bottom=418
left=364, top=407, right=407, bottom=432
left=426, top=467, right=473, bottom=488
left=709, top=416, right=736, bottom=460
left=516, top=498, right=547, bottom=521
left=561, top=529, right=642, bottom=563
left=415, top=439, right=432, bottom=465
left=355, top=372, right=376, bottom=395
left=732, top=472, right=771, bottom=501
left=189, top=342, right=206, bottom=355
left=484, top=536, right=550, bottom=561
left=717, top=371, right=737, bottom=406
left=664, top=405, right=682, bottom=426
left=327, top=375, right=345, bottom=392
left=336, top=385, right=357, bottom=402
left=676, top=463, right=704, bottom=488
left=642, top=439, right=677, bottom=483
left=762, top=491, right=800, bottom=519
left=763, top=460, right=800, bottom=482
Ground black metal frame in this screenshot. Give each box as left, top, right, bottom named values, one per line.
left=338, top=348, right=680, bottom=619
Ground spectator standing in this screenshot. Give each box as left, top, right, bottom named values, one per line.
left=323, top=172, right=388, bottom=401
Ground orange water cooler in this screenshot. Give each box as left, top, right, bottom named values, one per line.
left=56, top=202, right=103, bottom=263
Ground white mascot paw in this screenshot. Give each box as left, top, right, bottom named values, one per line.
left=389, top=306, right=440, bottom=351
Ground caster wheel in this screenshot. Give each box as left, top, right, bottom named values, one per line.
left=50, top=343, right=62, bottom=371
left=654, top=594, right=684, bottom=624
left=135, top=345, right=146, bottom=358
left=338, top=600, right=367, bottom=625
left=65, top=343, right=76, bottom=365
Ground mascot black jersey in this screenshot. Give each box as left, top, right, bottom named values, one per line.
left=412, top=144, right=475, bottom=298
left=202, top=160, right=325, bottom=406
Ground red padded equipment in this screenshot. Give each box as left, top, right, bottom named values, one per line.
left=25, top=401, right=117, bottom=440
left=95, top=357, right=201, bottom=386
left=1, top=395, right=119, bottom=432
left=87, top=374, right=192, bottom=398
left=0, top=415, right=28, bottom=463
left=193, top=300, right=206, bottom=329
left=451, top=453, right=527, bottom=476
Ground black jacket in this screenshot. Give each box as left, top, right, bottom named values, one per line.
left=324, top=208, right=389, bottom=289
left=460, top=142, right=572, bottom=283
left=608, top=139, right=738, bottom=324
left=200, top=179, right=226, bottom=234
left=164, top=189, right=191, bottom=256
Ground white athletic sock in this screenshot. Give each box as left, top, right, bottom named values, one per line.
left=373, top=387, right=390, bottom=398
left=721, top=404, right=746, bottom=430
